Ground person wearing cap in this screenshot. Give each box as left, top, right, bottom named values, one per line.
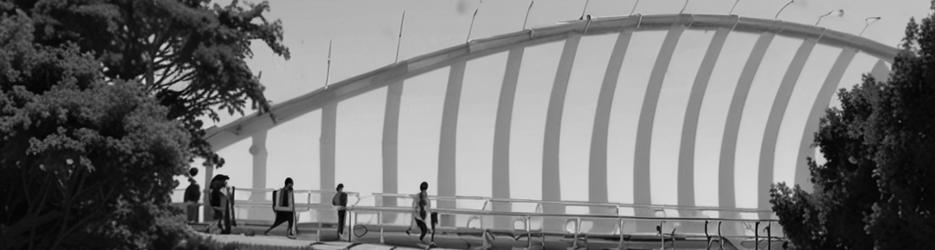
left=332, top=183, right=348, bottom=237
left=209, top=174, right=232, bottom=234
left=183, top=168, right=201, bottom=224
left=265, top=177, right=296, bottom=238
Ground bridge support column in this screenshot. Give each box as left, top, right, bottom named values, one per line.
left=438, top=60, right=465, bottom=227
left=678, top=25, right=731, bottom=232
left=381, top=80, right=403, bottom=223
left=635, top=22, right=686, bottom=232
left=589, top=29, right=632, bottom=233
left=249, top=130, right=271, bottom=221
left=720, top=32, right=775, bottom=235
left=203, top=165, right=214, bottom=223
left=794, top=48, right=859, bottom=193
left=759, top=37, right=818, bottom=219
left=543, top=34, right=581, bottom=232
left=320, top=102, right=337, bottom=223
left=492, top=48, right=524, bottom=230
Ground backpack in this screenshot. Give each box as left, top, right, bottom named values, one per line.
left=210, top=189, right=222, bottom=208
left=273, top=188, right=294, bottom=212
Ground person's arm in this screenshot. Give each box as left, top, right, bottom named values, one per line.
left=289, top=189, right=295, bottom=209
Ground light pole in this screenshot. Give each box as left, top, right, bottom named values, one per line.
left=774, top=0, right=794, bottom=20
left=815, top=9, right=844, bottom=26
left=860, top=17, right=882, bottom=36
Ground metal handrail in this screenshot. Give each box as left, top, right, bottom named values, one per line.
left=367, top=192, right=772, bottom=216
left=343, top=205, right=783, bottom=244
left=175, top=189, right=774, bottom=218
left=371, top=193, right=490, bottom=201
left=348, top=206, right=777, bottom=223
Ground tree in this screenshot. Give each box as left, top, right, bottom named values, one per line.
left=5, top=0, right=290, bottom=167
left=0, top=9, right=220, bottom=249
left=770, top=5, right=935, bottom=249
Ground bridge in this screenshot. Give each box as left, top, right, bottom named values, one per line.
left=180, top=13, right=896, bottom=249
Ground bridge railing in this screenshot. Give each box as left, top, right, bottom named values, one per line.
left=171, top=187, right=361, bottom=224
left=171, top=188, right=784, bottom=240
left=345, top=205, right=784, bottom=249
left=351, top=192, right=783, bottom=238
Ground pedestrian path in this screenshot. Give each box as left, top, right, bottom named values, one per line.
left=202, top=233, right=456, bottom=250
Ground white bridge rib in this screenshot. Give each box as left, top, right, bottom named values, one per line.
left=794, top=48, right=859, bottom=192
left=719, top=32, right=775, bottom=219
left=542, top=34, right=581, bottom=231
left=634, top=22, right=686, bottom=231
left=491, top=48, right=524, bottom=229
left=590, top=30, right=633, bottom=205
left=381, top=80, right=403, bottom=220
left=438, top=60, right=466, bottom=226
left=678, top=25, right=732, bottom=220
left=758, top=37, right=818, bottom=218
left=320, top=101, right=337, bottom=222
left=588, top=29, right=633, bottom=232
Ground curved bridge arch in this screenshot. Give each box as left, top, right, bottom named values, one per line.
left=205, top=14, right=897, bottom=230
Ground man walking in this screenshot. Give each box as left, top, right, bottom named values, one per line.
left=183, top=168, right=201, bottom=224
left=265, top=177, right=296, bottom=238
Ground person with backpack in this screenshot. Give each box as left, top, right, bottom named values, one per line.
left=209, top=174, right=232, bottom=234
left=183, top=168, right=201, bottom=224
left=332, top=183, right=348, bottom=237
left=265, top=177, right=296, bottom=238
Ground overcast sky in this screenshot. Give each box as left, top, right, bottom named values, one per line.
left=180, top=0, right=931, bottom=212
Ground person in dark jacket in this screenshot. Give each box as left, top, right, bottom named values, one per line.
left=183, top=168, right=201, bottom=223
left=332, top=183, right=348, bottom=237
left=209, top=174, right=231, bottom=234
left=265, top=177, right=296, bottom=238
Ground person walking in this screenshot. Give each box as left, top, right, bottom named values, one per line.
left=183, top=168, right=201, bottom=224
left=209, top=174, right=232, bottom=234
left=405, top=181, right=432, bottom=243
left=265, top=177, right=296, bottom=238
left=332, top=183, right=348, bottom=237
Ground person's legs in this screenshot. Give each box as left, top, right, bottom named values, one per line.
left=186, top=203, right=198, bottom=223
left=337, top=210, right=347, bottom=236
left=221, top=210, right=232, bottom=234
left=406, top=216, right=415, bottom=236
left=286, top=212, right=295, bottom=236
left=265, top=212, right=287, bottom=235
left=212, top=209, right=224, bottom=233
left=416, top=219, right=428, bottom=242
left=430, top=212, right=438, bottom=242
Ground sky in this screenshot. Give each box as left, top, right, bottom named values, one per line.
left=177, top=0, right=932, bottom=211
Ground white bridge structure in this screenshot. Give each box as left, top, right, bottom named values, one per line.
left=197, top=13, right=896, bottom=244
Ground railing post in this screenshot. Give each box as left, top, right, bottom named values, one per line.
left=754, top=221, right=760, bottom=250
left=573, top=217, right=581, bottom=249
left=705, top=220, right=711, bottom=249
left=379, top=211, right=385, bottom=244
left=526, top=215, right=532, bottom=249
left=766, top=221, right=772, bottom=250
left=618, top=219, right=626, bottom=249
left=718, top=221, right=724, bottom=250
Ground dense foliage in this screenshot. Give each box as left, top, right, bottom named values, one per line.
left=770, top=5, right=935, bottom=249
left=0, top=0, right=288, bottom=248
left=3, top=0, right=290, bottom=167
